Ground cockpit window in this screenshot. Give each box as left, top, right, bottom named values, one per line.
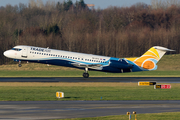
left=12, top=48, right=22, bottom=51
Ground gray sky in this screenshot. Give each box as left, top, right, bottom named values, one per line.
left=0, top=0, right=152, bottom=9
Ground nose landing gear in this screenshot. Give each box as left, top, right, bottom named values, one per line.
left=18, top=60, right=22, bottom=67
left=83, top=67, right=89, bottom=78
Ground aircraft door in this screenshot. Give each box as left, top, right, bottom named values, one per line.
left=22, top=47, right=28, bottom=58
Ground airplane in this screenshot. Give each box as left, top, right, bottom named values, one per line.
left=3, top=45, right=174, bottom=78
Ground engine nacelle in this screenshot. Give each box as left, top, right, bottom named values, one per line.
left=109, top=59, right=133, bottom=72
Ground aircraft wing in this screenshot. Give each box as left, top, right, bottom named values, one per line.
left=71, top=62, right=103, bottom=68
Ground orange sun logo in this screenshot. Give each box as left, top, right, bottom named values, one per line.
left=142, top=61, right=155, bottom=69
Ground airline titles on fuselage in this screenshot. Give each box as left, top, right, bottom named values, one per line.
left=31, top=47, right=51, bottom=53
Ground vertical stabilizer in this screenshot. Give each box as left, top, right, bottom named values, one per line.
left=128, top=46, right=174, bottom=70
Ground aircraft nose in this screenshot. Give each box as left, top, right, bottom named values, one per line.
left=3, top=50, right=10, bottom=57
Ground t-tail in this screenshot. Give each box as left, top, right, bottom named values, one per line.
left=126, top=46, right=174, bottom=71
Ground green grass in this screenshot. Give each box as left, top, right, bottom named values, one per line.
left=157, top=54, right=180, bottom=71
left=55, top=112, right=180, bottom=120
left=0, top=83, right=180, bottom=101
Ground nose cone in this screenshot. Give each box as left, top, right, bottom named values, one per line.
left=3, top=50, right=11, bottom=58
left=3, top=51, right=8, bottom=57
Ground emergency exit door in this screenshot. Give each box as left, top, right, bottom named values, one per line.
left=22, top=47, right=28, bottom=58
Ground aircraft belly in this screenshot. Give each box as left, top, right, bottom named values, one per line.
left=27, top=59, right=73, bottom=67
left=102, top=66, right=122, bottom=73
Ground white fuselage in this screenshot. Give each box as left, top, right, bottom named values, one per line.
left=4, top=45, right=113, bottom=70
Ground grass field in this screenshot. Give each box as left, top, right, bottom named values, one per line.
left=0, top=82, right=180, bottom=101
left=0, top=54, right=180, bottom=77
left=56, top=112, right=180, bottom=120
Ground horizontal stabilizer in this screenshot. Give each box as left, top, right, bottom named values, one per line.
left=153, top=46, right=175, bottom=52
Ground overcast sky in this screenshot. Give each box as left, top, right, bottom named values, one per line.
left=0, top=0, right=152, bottom=9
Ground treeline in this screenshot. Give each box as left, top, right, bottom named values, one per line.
left=1, top=0, right=180, bottom=65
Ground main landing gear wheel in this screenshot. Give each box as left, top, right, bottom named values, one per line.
left=83, top=73, right=89, bottom=78
left=83, top=67, right=89, bottom=78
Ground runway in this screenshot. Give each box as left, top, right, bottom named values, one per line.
left=1, top=100, right=180, bottom=120
left=0, top=77, right=180, bottom=83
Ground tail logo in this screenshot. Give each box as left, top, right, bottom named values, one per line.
left=134, top=47, right=159, bottom=70
left=126, top=46, right=174, bottom=71
left=142, top=60, right=155, bottom=69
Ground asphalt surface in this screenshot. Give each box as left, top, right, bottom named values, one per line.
left=0, top=77, right=180, bottom=83
left=1, top=101, right=180, bottom=120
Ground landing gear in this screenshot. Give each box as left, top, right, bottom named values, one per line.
left=83, top=67, right=89, bottom=78
left=18, top=61, right=22, bottom=67
left=83, top=73, right=89, bottom=78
